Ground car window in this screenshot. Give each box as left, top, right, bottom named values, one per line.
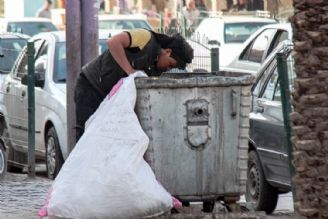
left=34, top=43, right=48, bottom=75
left=15, top=39, right=46, bottom=79
left=241, top=29, right=277, bottom=63
left=0, top=38, right=27, bottom=73
left=224, top=22, right=274, bottom=44
left=7, top=22, right=57, bottom=36
left=263, top=68, right=278, bottom=100
left=273, top=51, right=296, bottom=101
left=267, top=30, right=289, bottom=58
left=252, top=59, right=277, bottom=97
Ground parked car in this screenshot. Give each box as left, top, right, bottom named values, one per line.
left=0, top=17, right=58, bottom=36
left=0, top=32, right=29, bottom=179
left=223, top=23, right=292, bottom=74
left=0, top=32, right=30, bottom=81
left=0, top=30, right=116, bottom=179
left=187, top=15, right=276, bottom=72
left=98, top=14, right=153, bottom=30
left=246, top=40, right=294, bottom=214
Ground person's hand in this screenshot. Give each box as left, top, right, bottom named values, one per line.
left=126, top=68, right=137, bottom=75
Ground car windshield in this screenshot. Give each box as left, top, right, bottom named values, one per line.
left=224, top=22, right=274, bottom=44
left=99, top=20, right=152, bottom=30
left=7, top=22, right=57, bottom=36
left=54, top=40, right=108, bottom=83
left=0, top=38, right=27, bottom=74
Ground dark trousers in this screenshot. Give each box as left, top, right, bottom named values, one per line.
left=74, top=73, right=104, bottom=142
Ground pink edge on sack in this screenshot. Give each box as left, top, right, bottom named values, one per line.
left=172, top=196, right=182, bottom=209
left=38, top=186, right=53, bottom=217
left=108, top=79, right=123, bottom=99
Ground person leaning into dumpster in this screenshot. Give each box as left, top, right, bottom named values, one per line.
left=74, top=28, right=194, bottom=142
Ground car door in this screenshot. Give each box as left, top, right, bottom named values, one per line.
left=250, top=61, right=290, bottom=185
left=4, top=39, right=45, bottom=153
left=3, top=47, right=29, bottom=152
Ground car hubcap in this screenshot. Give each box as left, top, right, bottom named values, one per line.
left=248, top=164, right=260, bottom=202
left=47, top=136, right=56, bottom=176
left=0, top=150, right=4, bottom=174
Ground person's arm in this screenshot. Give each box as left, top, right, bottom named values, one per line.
left=107, top=32, right=136, bottom=75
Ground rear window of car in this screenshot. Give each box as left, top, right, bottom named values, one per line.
left=7, top=22, right=58, bottom=36
left=224, top=22, right=275, bottom=44
left=0, top=38, right=27, bottom=73
left=99, top=20, right=152, bottom=30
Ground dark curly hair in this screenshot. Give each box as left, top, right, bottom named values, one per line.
left=151, top=31, right=194, bottom=69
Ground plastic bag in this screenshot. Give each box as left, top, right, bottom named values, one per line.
left=45, top=71, right=173, bottom=219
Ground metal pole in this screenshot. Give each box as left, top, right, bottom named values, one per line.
left=210, top=47, right=219, bottom=73
left=65, top=0, right=82, bottom=153
left=66, top=0, right=99, bottom=154
left=27, top=42, right=35, bottom=178
left=276, top=52, right=296, bottom=203
left=81, top=0, right=99, bottom=65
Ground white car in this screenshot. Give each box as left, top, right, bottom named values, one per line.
left=0, top=32, right=30, bottom=82
left=0, top=17, right=58, bottom=36
left=187, top=15, right=276, bottom=72
left=98, top=14, right=153, bottom=30
left=222, top=23, right=292, bottom=74
left=0, top=30, right=117, bottom=179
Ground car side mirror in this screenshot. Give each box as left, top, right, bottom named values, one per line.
left=21, top=71, right=45, bottom=87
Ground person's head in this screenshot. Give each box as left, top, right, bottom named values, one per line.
left=45, top=0, right=52, bottom=9
left=187, top=0, right=196, bottom=10
left=154, top=33, right=194, bottom=72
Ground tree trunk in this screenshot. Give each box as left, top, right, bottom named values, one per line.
left=290, top=0, right=328, bottom=218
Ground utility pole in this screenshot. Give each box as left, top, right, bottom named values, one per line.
left=65, top=0, right=99, bottom=154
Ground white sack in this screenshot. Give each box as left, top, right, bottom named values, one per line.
left=47, top=71, right=172, bottom=219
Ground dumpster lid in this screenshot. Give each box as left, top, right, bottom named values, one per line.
left=135, top=71, right=255, bottom=89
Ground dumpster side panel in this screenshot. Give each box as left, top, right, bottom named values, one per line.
left=219, top=86, right=241, bottom=194
left=137, top=86, right=243, bottom=200
left=237, top=86, right=252, bottom=194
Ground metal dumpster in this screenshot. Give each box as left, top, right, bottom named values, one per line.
left=135, top=71, right=255, bottom=204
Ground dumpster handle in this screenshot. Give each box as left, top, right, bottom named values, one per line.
left=231, top=89, right=238, bottom=117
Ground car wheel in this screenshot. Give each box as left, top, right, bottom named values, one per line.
left=46, top=127, right=64, bottom=179
left=3, top=128, right=24, bottom=173
left=246, top=151, right=279, bottom=214
left=0, top=141, right=6, bottom=179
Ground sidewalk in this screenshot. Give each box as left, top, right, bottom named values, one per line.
left=0, top=172, right=52, bottom=219
left=0, top=171, right=300, bottom=219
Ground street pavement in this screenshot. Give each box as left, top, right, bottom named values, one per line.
left=0, top=167, right=298, bottom=219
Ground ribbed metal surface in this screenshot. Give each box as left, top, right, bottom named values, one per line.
left=135, top=72, right=254, bottom=201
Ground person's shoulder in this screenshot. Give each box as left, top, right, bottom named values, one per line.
left=125, top=28, right=151, bottom=37
left=125, top=29, right=152, bottom=49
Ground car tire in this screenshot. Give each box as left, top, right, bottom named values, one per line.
left=246, top=151, right=278, bottom=214
left=0, top=140, right=6, bottom=179
left=46, top=127, right=64, bottom=179
left=3, top=128, right=24, bottom=173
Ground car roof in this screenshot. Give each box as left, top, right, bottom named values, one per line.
left=200, top=15, right=276, bottom=24
left=256, top=22, right=291, bottom=31
left=0, top=17, right=53, bottom=23
left=98, top=14, right=148, bottom=20
left=241, top=22, right=293, bottom=48
left=0, top=32, right=30, bottom=39
left=30, top=29, right=122, bottom=42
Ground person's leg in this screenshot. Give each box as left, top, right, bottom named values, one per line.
left=74, top=74, right=103, bottom=142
